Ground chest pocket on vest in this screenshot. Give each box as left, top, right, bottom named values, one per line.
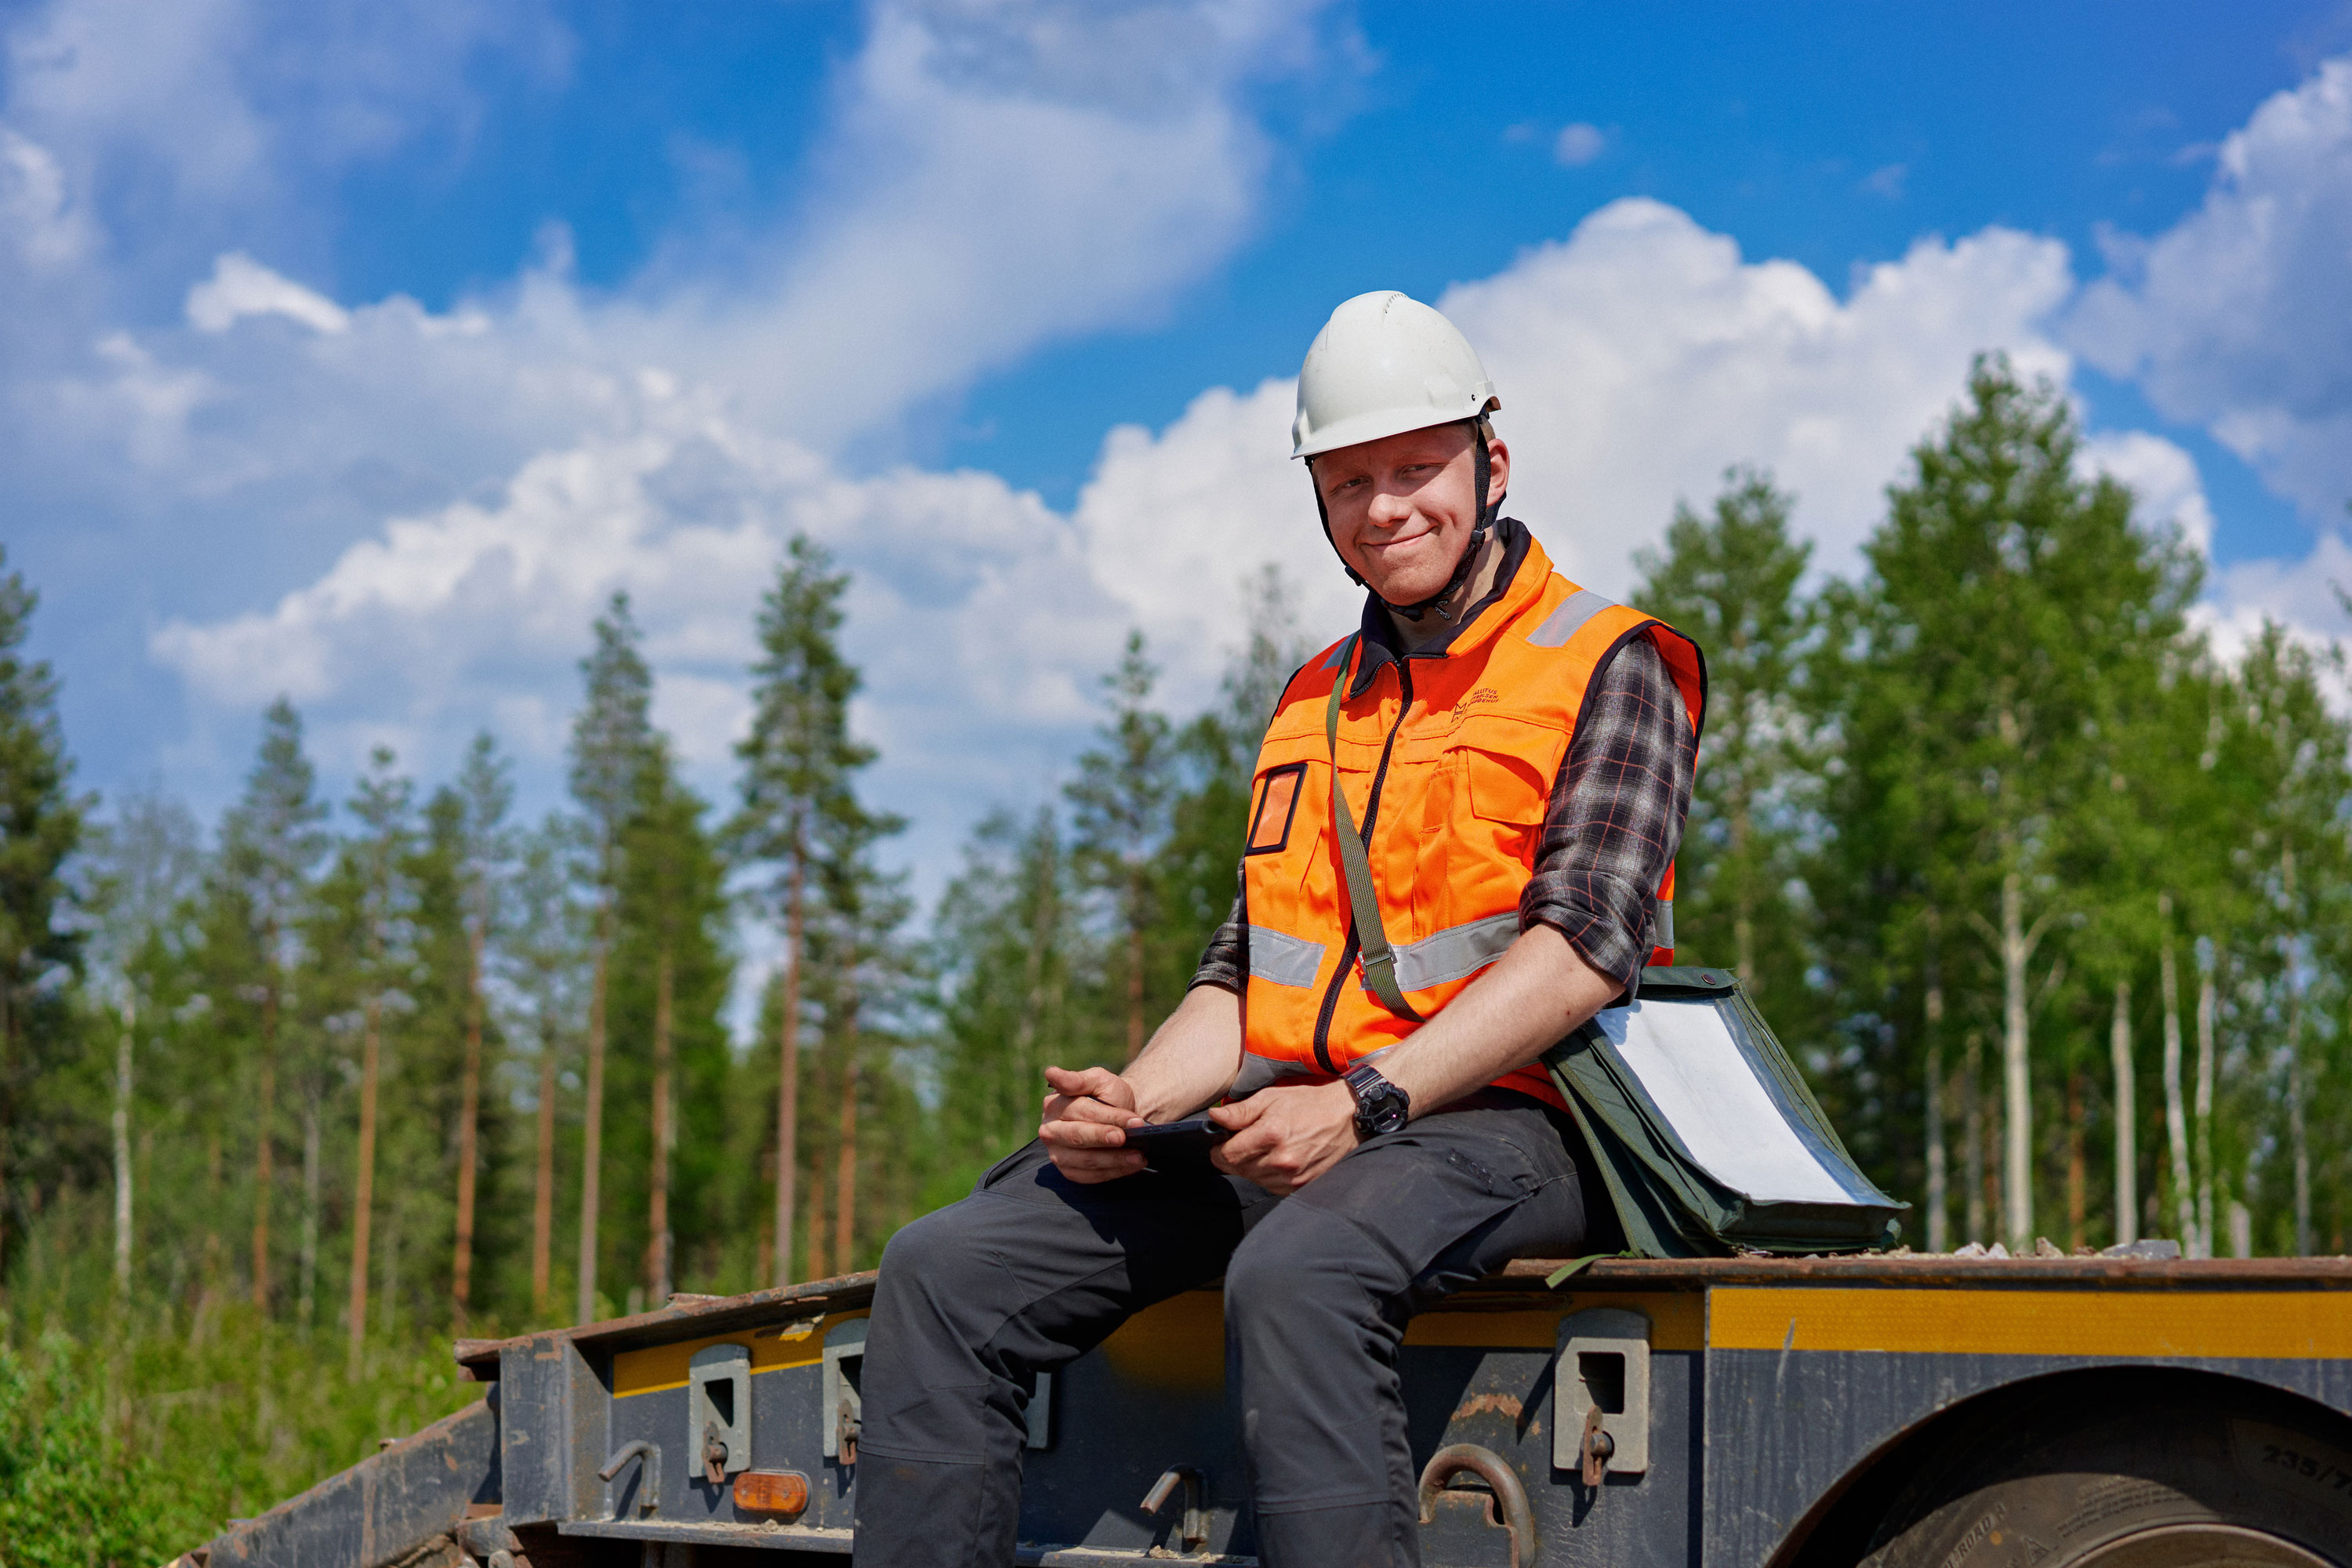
left=1458, top=746, right=1551, bottom=863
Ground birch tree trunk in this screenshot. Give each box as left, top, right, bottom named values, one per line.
left=2286, top=992, right=2311, bottom=1256
left=2158, top=898, right=2194, bottom=1245
left=1923, top=910, right=1947, bottom=1252
left=2111, top=979, right=2137, bottom=1247
left=1962, top=1029, right=1986, bottom=1245
left=2194, top=942, right=2216, bottom=1259
left=2065, top=1069, right=2087, bottom=1250
left=2000, top=869, right=2034, bottom=1247
left=772, top=852, right=802, bottom=1288
left=113, top=1000, right=133, bottom=1296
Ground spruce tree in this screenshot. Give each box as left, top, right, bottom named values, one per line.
left=1067, top=632, right=1178, bottom=1062
left=0, top=546, right=85, bottom=1278
left=568, top=593, right=654, bottom=1319
left=730, top=536, right=886, bottom=1287
left=218, top=697, right=329, bottom=1312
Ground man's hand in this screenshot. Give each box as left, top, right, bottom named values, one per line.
left=1209, top=1079, right=1359, bottom=1196
left=1040, top=1065, right=1148, bottom=1183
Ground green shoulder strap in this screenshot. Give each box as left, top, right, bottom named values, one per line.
left=1323, top=635, right=1422, bottom=1023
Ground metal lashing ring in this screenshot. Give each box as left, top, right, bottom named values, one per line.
left=1417, top=1443, right=1534, bottom=1568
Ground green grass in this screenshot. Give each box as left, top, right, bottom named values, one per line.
left=0, top=1303, right=480, bottom=1567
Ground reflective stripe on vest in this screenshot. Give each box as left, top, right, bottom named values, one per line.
left=1238, top=532, right=1705, bottom=1110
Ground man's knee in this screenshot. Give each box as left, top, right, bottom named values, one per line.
left=873, top=1200, right=1001, bottom=1325
left=1224, top=1200, right=1377, bottom=1329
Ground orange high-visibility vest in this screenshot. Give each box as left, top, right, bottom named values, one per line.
left=1236, top=532, right=1704, bottom=1109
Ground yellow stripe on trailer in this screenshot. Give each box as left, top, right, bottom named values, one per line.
left=1710, top=1287, right=2352, bottom=1359
left=612, top=1311, right=866, bottom=1397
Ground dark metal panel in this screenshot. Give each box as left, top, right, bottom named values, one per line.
left=198, top=1398, right=499, bottom=1568
left=1700, top=1346, right=2352, bottom=1567
left=498, top=1332, right=609, bottom=1524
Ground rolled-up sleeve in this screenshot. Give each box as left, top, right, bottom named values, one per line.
left=1519, top=633, right=1697, bottom=989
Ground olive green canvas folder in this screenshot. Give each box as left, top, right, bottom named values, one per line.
left=1544, top=967, right=1907, bottom=1258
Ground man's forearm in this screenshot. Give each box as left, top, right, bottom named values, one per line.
left=1123, top=983, right=1246, bottom=1121
left=1373, top=924, right=1620, bottom=1116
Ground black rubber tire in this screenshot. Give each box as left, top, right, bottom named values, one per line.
left=1857, top=1383, right=2352, bottom=1568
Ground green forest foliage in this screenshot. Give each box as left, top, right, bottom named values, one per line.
left=0, top=362, right=2347, bottom=1560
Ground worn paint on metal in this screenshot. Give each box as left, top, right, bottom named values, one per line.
left=609, top=1310, right=856, bottom=1397
left=1711, top=1287, right=2352, bottom=1359
left=198, top=1398, right=499, bottom=1568
left=1098, top=1290, right=1226, bottom=1392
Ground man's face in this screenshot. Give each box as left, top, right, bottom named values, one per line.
left=1312, top=423, right=1510, bottom=606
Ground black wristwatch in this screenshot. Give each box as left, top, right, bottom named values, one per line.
left=1345, top=1063, right=1411, bottom=1138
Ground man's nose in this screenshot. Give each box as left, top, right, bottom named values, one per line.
left=1365, top=487, right=1414, bottom=528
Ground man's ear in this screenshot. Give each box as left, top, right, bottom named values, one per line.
left=1485, top=436, right=1511, bottom=506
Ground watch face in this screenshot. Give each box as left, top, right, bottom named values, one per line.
left=1348, top=1068, right=1408, bottom=1135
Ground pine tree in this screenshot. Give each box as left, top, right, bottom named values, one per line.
left=0, top=546, right=85, bottom=1279
left=1067, top=632, right=1178, bottom=1062
left=218, top=698, right=330, bottom=1312
left=730, top=536, right=884, bottom=1287
left=802, top=803, right=913, bottom=1275
left=568, top=593, right=654, bottom=1320
left=445, top=734, right=513, bottom=1323
left=342, top=747, right=414, bottom=1376
left=506, top=815, right=587, bottom=1317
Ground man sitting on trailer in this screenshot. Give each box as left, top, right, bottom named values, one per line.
left=855, top=291, right=1705, bottom=1568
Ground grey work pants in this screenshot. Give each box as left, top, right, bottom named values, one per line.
left=851, top=1091, right=1595, bottom=1568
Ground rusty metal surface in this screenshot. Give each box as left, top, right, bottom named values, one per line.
left=1488, top=1254, right=2352, bottom=1290
left=455, top=1272, right=879, bottom=1377
left=197, top=1396, right=499, bottom=1568
left=449, top=1257, right=2352, bottom=1381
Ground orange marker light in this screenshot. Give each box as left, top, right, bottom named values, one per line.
left=732, top=1469, right=810, bottom=1517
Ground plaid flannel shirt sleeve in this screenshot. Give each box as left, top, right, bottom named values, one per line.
left=1189, top=632, right=1696, bottom=997
left=1519, top=632, right=1697, bottom=988
left=1190, top=887, right=1248, bottom=995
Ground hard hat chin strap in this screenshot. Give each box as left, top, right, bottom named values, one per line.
left=1311, top=419, right=1500, bottom=624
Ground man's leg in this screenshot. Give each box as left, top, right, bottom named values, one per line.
left=855, top=1143, right=1276, bottom=1568
left=1223, top=1094, right=1589, bottom=1568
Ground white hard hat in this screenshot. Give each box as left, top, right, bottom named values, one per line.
left=1291, top=291, right=1499, bottom=460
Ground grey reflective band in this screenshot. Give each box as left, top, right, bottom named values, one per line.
left=1526, top=587, right=1618, bottom=648
left=1377, top=911, right=1520, bottom=993
left=1653, top=898, right=1675, bottom=949
left=1232, top=1044, right=1399, bottom=1098
left=1247, top=924, right=1327, bottom=989
left=1319, top=640, right=1351, bottom=670
left=1232, top=1052, right=1320, bottom=1098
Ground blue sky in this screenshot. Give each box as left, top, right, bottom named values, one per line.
left=5, top=0, right=2351, bottom=943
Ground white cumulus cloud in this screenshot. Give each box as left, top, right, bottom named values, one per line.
left=2070, top=54, right=2352, bottom=523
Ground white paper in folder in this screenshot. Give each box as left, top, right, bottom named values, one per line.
left=1588, top=998, right=1865, bottom=1207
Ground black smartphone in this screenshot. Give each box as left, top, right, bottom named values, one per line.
left=1119, top=1116, right=1235, bottom=1171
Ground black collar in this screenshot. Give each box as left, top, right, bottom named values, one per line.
left=1348, top=517, right=1532, bottom=698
